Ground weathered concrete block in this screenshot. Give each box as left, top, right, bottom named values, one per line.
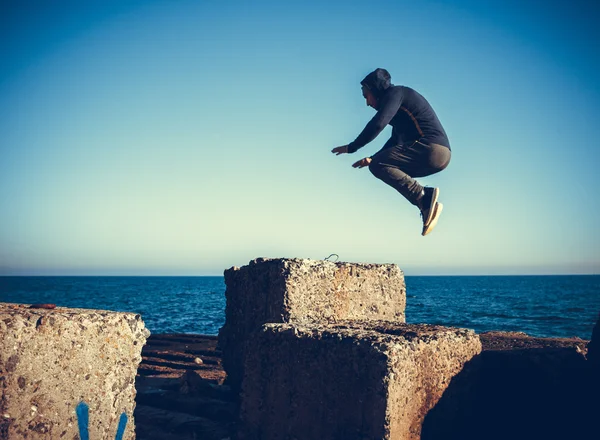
left=239, top=321, right=481, bottom=440
left=218, top=258, right=406, bottom=391
left=0, top=303, right=150, bottom=439
left=422, top=332, right=593, bottom=440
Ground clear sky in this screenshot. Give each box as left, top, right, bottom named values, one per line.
left=1, top=0, right=599, bottom=276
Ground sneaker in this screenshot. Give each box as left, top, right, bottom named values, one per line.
left=420, top=187, right=439, bottom=227
left=422, top=202, right=443, bottom=236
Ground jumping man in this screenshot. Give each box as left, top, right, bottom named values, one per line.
left=332, top=68, right=451, bottom=236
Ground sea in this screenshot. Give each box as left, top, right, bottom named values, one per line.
left=1, top=275, right=599, bottom=340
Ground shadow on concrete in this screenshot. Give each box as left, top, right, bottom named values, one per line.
left=422, top=344, right=596, bottom=440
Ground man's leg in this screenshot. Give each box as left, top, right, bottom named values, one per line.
left=368, top=141, right=450, bottom=206
left=368, top=141, right=451, bottom=234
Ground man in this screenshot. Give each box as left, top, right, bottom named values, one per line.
left=332, top=68, right=451, bottom=236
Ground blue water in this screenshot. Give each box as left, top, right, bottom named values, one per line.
left=1, top=275, right=599, bottom=339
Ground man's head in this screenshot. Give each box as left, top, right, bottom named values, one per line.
left=360, top=68, right=392, bottom=109
left=361, top=85, right=378, bottom=108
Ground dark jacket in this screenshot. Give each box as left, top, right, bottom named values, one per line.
left=347, top=68, right=451, bottom=154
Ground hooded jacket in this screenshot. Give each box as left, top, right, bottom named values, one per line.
left=347, top=68, right=451, bottom=154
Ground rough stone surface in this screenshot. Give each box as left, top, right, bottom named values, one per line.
left=218, top=257, right=406, bottom=391
left=480, top=330, right=588, bottom=352
left=238, top=321, right=481, bottom=440
left=0, top=303, right=149, bottom=439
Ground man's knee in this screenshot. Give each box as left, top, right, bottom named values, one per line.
left=428, top=144, right=451, bottom=172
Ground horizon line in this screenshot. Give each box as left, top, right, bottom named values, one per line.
left=1, top=273, right=599, bottom=277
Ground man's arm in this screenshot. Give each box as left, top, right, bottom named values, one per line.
left=347, top=88, right=403, bottom=153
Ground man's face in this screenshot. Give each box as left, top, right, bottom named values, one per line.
left=362, top=86, right=377, bottom=109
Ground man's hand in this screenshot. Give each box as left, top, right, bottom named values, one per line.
left=352, top=157, right=372, bottom=168
left=331, top=145, right=349, bottom=155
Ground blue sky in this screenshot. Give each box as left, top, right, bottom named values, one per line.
left=1, top=0, right=599, bottom=275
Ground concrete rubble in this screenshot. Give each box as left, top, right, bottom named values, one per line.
left=3, top=257, right=597, bottom=440
left=0, top=303, right=149, bottom=439
left=133, top=332, right=593, bottom=440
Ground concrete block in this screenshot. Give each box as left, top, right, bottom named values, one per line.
left=239, top=321, right=481, bottom=440
left=218, top=258, right=406, bottom=391
left=0, top=303, right=149, bottom=439
left=422, top=332, right=592, bottom=440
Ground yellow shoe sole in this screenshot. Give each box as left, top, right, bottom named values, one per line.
left=422, top=202, right=443, bottom=236
left=423, top=188, right=440, bottom=226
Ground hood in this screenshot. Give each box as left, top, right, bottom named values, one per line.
left=360, top=68, right=392, bottom=99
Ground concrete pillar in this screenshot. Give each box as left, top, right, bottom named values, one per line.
left=218, top=258, right=406, bottom=391
left=0, top=303, right=149, bottom=439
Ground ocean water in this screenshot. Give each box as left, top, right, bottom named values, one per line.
left=1, top=275, right=599, bottom=339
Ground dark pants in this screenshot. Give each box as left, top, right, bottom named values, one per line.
left=368, top=140, right=451, bottom=207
